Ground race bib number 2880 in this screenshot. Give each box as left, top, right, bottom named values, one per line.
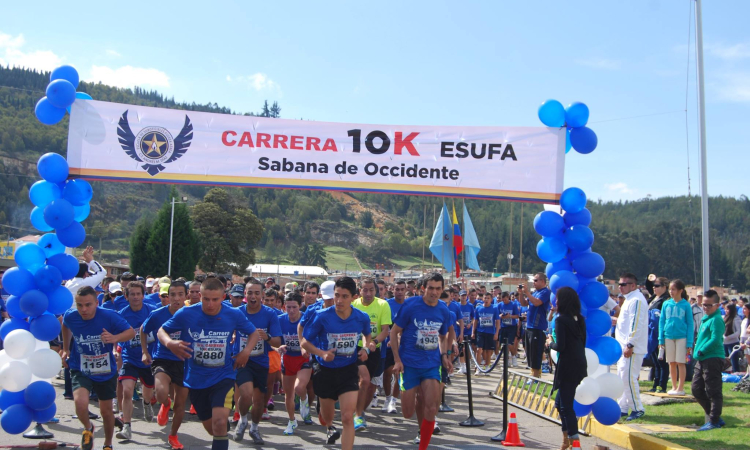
left=194, top=340, right=227, bottom=367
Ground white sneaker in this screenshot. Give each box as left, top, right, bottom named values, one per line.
left=142, top=398, right=154, bottom=422
left=475, top=366, right=482, bottom=376
left=283, top=420, right=297, bottom=435
left=112, top=399, right=119, bottom=414
left=369, top=396, right=379, bottom=409
left=381, top=396, right=391, bottom=412
left=512, top=356, right=519, bottom=367
left=387, top=397, right=397, bottom=414
left=234, top=419, right=248, bottom=442
left=115, top=423, right=132, bottom=440
left=299, top=399, right=310, bottom=421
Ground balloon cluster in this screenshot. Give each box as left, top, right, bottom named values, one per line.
left=538, top=100, right=597, bottom=155
left=34, top=65, right=93, bottom=126
left=534, top=187, right=624, bottom=426
left=0, top=65, right=94, bottom=434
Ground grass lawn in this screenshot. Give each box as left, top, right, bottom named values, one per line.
left=324, top=246, right=370, bottom=271
left=627, top=380, right=750, bottom=450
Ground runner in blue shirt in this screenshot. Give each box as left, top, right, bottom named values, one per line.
left=518, top=273, right=551, bottom=379
left=278, top=292, right=313, bottom=433
left=158, top=278, right=259, bottom=450
left=473, top=292, right=500, bottom=373
left=458, top=290, right=475, bottom=374
left=140, top=280, right=189, bottom=449
left=62, top=286, right=134, bottom=450
left=497, top=291, right=521, bottom=367
left=233, top=279, right=281, bottom=445
left=115, top=281, right=156, bottom=440
left=302, top=277, right=371, bottom=450
left=390, top=272, right=452, bottom=450
left=382, top=279, right=407, bottom=413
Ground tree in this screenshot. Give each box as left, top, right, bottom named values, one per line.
left=270, top=101, right=281, bottom=118
left=308, top=243, right=327, bottom=268
left=129, top=216, right=153, bottom=276
left=144, top=187, right=200, bottom=279
left=191, top=188, right=264, bottom=274
left=360, top=211, right=373, bottom=228
left=261, top=100, right=270, bottom=118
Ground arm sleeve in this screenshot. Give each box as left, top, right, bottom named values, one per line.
left=685, top=303, right=694, bottom=348
left=394, top=303, right=411, bottom=330
left=161, top=308, right=184, bottom=333
left=382, top=303, right=393, bottom=326
left=302, top=314, right=322, bottom=342
left=236, top=311, right=257, bottom=336
left=110, top=312, right=131, bottom=335
left=627, top=298, right=646, bottom=343
left=79, top=260, right=106, bottom=289
left=268, top=312, right=282, bottom=337
left=658, top=304, right=666, bottom=344
left=439, top=309, right=450, bottom=335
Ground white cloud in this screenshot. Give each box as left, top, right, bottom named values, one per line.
left=105, top=49, right=121, bottom=57
left=706, top=42, right=750, bottom=61
left=90, top=65, right=170, bottom=89
left=574, top=58, right=621, bottom=70
left=226, top=75, right=231, bottom=81
left=715, top=72, right=750, bottom=102
left=0, top=31, right=62, bottom=72
left=230, top=72, right=281, bottom=94
left=605, top=182, right=635, bottom=195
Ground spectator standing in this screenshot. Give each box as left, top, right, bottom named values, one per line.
left=647, top=277, right=670, bottom=393
left=692, top=290, right=726, bottom=431
left=614, top=273, right=648, bottom=421
left=722, top=300, right=742, bottom=373
left=739, top=303, right=750, bottom=372
left=658, top=280, right=693, bottom=395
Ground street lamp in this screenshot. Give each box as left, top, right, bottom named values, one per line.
left=168, top=196, right=189, bottom=276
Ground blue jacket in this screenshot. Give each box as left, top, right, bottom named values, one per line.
left=647, top=294, right=668, bottom=355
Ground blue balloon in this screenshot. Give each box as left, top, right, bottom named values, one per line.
left=536, top=237, right=567, bottom=263
left=586, top=336, right=599, bottom=350
left=591, top=397, right=621, bottom=426
left=550, top=292, right=557, bottom=308
left=30, top=313, right=62, bottom=342
left=572, top=252, right=606, bottom=278
left=13, top=243, right=46, bottom=271
left=538, top=99, right=566, bottom=127
left=0, top=390, right=26, bottom=410
left=586, top=309, right=612, bottom=337
left=37, top=153, right=69, bottom=184
left=74, top=203, right=91, bottom=222
left=5, top=296, right=28, bottom=319
left=66, top=91, right=93, bottom=113
left=0, top=318, right=30, bottom=340
left=47, top=285, right=74, bottom=315
left=568, top=246, right=592, bottom=261
left=1, top=267, right=36, bottom=296
left=43, top=198, right=75, bottom=229
left=533, top=211, right=565, bottom=237
left=24, top=381, right=56, bottom=411
left=46, top=79, right=76, bottom=109
left=62, top=179, right=93, bottom=206
left=560, top=187, right=587, bottom=214
left=48, top=253, right=79, bottom=280
left=33, top=403, right=57, bottom=424
left=564, top=208, right=592, bottom=227
left=19, top=289, right=49, bottom=318
left=33, top=265, right=62, bottom=293
left=565, top=127, right=572, bottom=154
left=57, top=221, right=86, bottom=248
left=580, top=303, right=588, bottom=317
left=29, top=181, right=62, bottom=207
left=0, top=403, right=34, bottom=434
left=50, top=65, right=80, bottom=89
left=30, top=206, right=53, bottom=232
left=577, top=275, right=598, bottom=289
left=592, top=336, right=622, bottom=366
left=570, top=127, right=598, bottom=155
left=38, top=233, right=65, bottom=257
left=564, top=225, right=594, bottom=252
left=573, top=400, right=593, bottom=417
left=546, top=259, right=572, bottom=279
left=580, top=281, right=609, bottom=310
left=565, top=102, right=590, bottom=128
left=34, top=97, right=66, bottom=126
left=550, top=270, right=579, bottom=293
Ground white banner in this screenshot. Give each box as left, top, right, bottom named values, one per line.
left=67, top=100, right=565, bottom=203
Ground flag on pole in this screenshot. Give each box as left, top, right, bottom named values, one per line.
left=452, top=204, right=463, bottom=278
left=429, top=202, right=454, bottom=273
left=463, top=201, right=481, bottom=272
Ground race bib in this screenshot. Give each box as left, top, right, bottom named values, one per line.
left=370, top=323, right=378, bottom=335
left=283, top=334, right=300, bottom=352
left=480, top=316, right=493, bottom=327
left=502, top=318, right=512, bottom=325
left=250, top=338, right=265, bottom=357
left=327, top=332, right=359, bottom=357
left=81, top=353, right=111, bottom=375
left=416, top=328, right=439, bottom=350
left=127, top=331, right=142, bottom=348
left=193, top=340, right=227, bottom=367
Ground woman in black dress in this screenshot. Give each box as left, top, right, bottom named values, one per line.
left=551, top=286, right=588, bottom=449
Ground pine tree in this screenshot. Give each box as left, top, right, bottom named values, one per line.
left=270, top=101, right=281, bottom=118
left=261, top=100, right=271, bottom=117
left=144, top=187, right=200, bottom=278
left=129, top=217, right=153, bottom=277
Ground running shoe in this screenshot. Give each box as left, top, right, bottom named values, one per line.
left=283, top=420, right=298, bottom=435
left=303, top=413, right=313, bottom=426
left=133, top=390, right=140, bottom=401
left=381, top=397, right=390, bottom=412
left=300, top=399, right=310, bottom=423
left=625, top=410, right=645, bottom=421
left=168, top=434, right=184, bottom=450
left=143, top=397, right=154, bottom=422
left=114, top=416, right=124, bottom=430
left=249, top=429, right=264, bottom=445
left=697, top=421, right=721, bottom=431
left=433, top=422, right=441, bottom=434
left=369, top=395, right=379, bottom=409
left=88, top=411, right=100, bottom=420
left=327, top=426, right=341, bottom=444
left=116, top=423, right=132, bottom=440
left=158, top=400, right=171, bottom=426
left=232, top=410, right=240, bottom=423
left=413, top=434, right=421, bottom=445
left=103, top=446, right=113, bottom=450
left=261, top=409, right=271, bottom=420
left=234, top=420, right=248, bottom=442
left=354, top=415, right=367, bottom=430
left=655, top=387, right=665, bottom=393
left=387, top=397, right=398, bottom=414
left=112, top=399, right=119, bottom=413
left=81, top=425, right=94, bottom=450
left=189, top=405, right=197, bottom=415
left=267, top=398, right=275, bottom=411
left=295, top=395, right=300, bottom=411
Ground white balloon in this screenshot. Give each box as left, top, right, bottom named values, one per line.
left=27, top=349, right=62, bottom=380
left=4, top=329, right=36, bottom=360
left=0, top=360, right=33, bottom=392
left=34, top=339, right=50, bottom=351
left=585, top=348, right=600, bottom=376
left=550, top=349, right=558, bottom=364
left=596, top=372, right=624, bottom=400
left=590, top=364, right=609, bottom=378
left=574, top=376, right=601, bottom=405
left=0, top=350, right=11, bottom=369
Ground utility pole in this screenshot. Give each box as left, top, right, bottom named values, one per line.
left=695, top=0, right=711, bottom=290
left=168, top=196, right=188, bottom=276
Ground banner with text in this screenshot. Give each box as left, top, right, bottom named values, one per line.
left=67, top=100, right=565, bottom=202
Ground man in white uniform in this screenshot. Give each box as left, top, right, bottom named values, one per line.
left=615, top=272, right=648, bottom=421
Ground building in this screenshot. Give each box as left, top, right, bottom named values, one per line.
left=246, top=264, right=329, bottom=284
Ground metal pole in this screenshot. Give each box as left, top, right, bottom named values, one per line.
left=459, top=340, right=484, bottom=426
left=491, top=341, right=510, bottom=441
left=519, top=203, right=524, bottom=275
left=695, top=0, right=710, bottom=290
left=168, top=197, right=175, bottom=276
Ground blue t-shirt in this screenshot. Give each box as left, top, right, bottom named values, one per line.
left=460, top=303, right=475, bottom=335
left=385, top=298, right=406, bottom=354
left=299, top=300, right=325, bottom=329
left=63, top=307, right=131, bottom=381
left=445, top=301, right=463, bottom=335
left=278, top=313, right=303, bottom=357
left=527, top=288, right=551, bottom=330
left=520, top=305, right=529, bottom=330
left=234, top=305, right=282, bottom=368
left=497, top=301, right=520, bottom=328
left=144, top=292, right=161, bottom=307
left=118, top=303, right=156, bottom=368
left=394, top=297, right=451, bottom=369
left=141, top=305, right=182, bottom=361
left=302, top=306, right=371, bottom=368
left=97, top=293, right=104, bottom=306
left=161, top=303, right=256, bottom=389
left=475, top=304, right=499, bottom=334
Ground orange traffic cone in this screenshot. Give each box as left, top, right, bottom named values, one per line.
left=501, top=412, right=525, bottom=447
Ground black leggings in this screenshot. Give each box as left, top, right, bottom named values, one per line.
left=554, top=381, right=579, bottom=437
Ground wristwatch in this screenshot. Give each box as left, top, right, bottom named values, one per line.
left=626, top=343, right=634, bottom=349
left=372, top=338, right=379, bottom=345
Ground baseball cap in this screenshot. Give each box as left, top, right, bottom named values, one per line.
left=266, top=277, right=276, bottom=283
left=109, top=282, right=122, bottom=294
left=159, top=276, right=171, bottom=286
left=230, top=284, right=245, bottom=297
left=160, top=284, right=170, bottom=295
left=459, top=290, right=467, bottom=295
left=320, top=281, right=335, bottom=300
left=145, top=278, right=155, bottom=288
left=284, top=282, right=296, bottom=293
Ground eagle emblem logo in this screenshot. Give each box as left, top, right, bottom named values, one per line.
left=117, top=110, right=193, bottom=176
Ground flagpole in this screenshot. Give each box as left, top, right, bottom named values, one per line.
left=431, top=204, right=436, bottom=268
left=695, top=0, right=710, bottom=290
left=462, top=200, right=467, bottom=276
left=509, top=203, right=514, bottom=274
left=519, top=203, right=524, bottom=275
left=421, top=203, right=427, bottom=274
left=452, top=198, right=457, bottom=281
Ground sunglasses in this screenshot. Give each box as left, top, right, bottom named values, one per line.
left=618, top=283, right=633, bottom=287
left=653, top=284, right=663, bottom=288
left=160, top=294, right=168, bottom=298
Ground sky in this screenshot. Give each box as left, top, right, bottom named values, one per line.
left=1, top=0, right=749, bottom=202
